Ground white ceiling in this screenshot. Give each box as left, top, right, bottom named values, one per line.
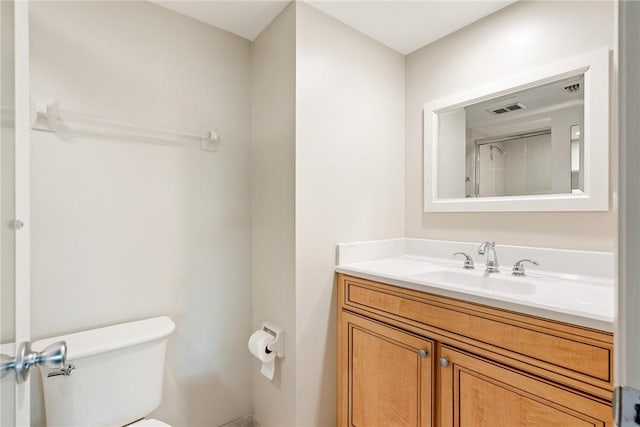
left=154, top=0, right=516, bottom=55
left=309, top=1, right=515, bottom=54
left=466, top=74, right=584, bottom=129
left=153, top=1, right=290, bottom=41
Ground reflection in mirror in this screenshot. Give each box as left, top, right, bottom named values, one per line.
left=472, top=129, right=552, bottom=197
left=439, top=74, right=585, bottom=199
left=570, top=124, right=582, bottom=191
left=425, top=47, right=608, bottom=212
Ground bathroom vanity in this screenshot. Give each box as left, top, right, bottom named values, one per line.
left=336, top=239, right=614, bottom=427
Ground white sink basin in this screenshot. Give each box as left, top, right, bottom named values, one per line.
left=336, top=252, right=614, bottom=330
left=407, top=269, right=536, bottom=295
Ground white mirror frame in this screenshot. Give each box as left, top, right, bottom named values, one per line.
left=423, top=47, right=609, bottom=212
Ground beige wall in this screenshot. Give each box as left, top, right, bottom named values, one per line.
left=295, top=3, right=405, bottom=425
left=26, top=2, right=617, bottom=426
left=29, top=2, right=252, bottom=426
left=405, top=0, right=616, bottom=251
left=251, top=3, right=297, bottom=426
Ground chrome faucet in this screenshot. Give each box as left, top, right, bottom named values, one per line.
left=478, top=241, right=499, bottom=273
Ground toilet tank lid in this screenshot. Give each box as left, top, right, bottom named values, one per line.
left=32, top=316, right=175, bottom=360
left=130, top=419, right=172, bottom=427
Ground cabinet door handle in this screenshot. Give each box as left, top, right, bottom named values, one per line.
left=418, top=349, right=428, bottom=359
left=439, top=357, right=450, bottom=368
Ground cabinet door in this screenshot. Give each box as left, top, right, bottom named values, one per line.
left=338, top=311, right=434, bottom=427
left=438, top=345, right=613, bottom=427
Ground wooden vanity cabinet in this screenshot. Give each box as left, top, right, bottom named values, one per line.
left=438, top=345, right=612, bottom=427
left=338, top=311, right=434, bottom=427
left=337, top=273, right=614, bottom=427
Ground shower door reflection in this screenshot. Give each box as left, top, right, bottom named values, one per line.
left=473, top=129, right=553, bottom=197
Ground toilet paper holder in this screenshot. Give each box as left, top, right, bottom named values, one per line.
left=261, top=322, right=285, bottom=358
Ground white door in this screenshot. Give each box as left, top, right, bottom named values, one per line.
left=616, top=1, right=640, bottom=425
left=0, top=1, right=30, bottom=425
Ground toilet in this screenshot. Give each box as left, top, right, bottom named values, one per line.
left=32, top=316, right=175, bottom=427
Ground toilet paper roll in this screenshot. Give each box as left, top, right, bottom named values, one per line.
left=248, top=330, right=277, bottom=380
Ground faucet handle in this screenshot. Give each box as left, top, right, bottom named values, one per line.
left=512, top=259, right=539, bottom=276
left=453, top=252, right=474, bottom=269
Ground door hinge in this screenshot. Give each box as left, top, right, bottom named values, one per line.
left=614, top=385, right=640, bottom=426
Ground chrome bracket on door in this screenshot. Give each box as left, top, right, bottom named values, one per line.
left=0, top=341, right=68, bottom=383
left=614, top=385, right=640, bottom=426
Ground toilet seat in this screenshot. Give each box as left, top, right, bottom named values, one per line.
left=129, top=419, right=172, bottom=427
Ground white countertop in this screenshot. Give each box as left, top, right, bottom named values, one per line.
left=336, top=239, right=615, bottom=332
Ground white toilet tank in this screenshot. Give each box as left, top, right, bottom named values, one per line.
left=32, top=316, right=175, bottom=427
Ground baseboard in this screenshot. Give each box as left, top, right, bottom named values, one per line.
left=219, top=414, right=255, bottom=427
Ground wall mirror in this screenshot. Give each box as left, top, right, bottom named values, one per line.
left=424, top=47, right=609, bottom=212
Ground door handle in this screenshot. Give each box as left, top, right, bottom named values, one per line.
left=0, top=341, right=68, bottom=383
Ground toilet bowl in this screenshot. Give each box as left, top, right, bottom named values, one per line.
left=32, top=317, right=175, bottom=427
